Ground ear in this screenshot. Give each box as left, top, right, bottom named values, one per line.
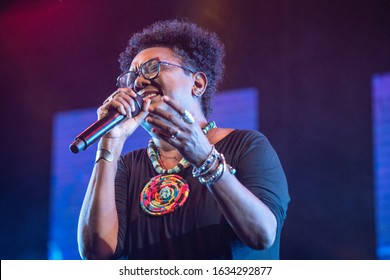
left=192, top=72, right=208, bottom=98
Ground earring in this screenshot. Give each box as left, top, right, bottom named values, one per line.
left=193, top=87, right=203, bottom=98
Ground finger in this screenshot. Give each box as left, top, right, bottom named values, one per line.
left=109, top=92, right=141, bottom=118
left=148, top=105, right=181, bottom=126
left=145, top=115, right=185, bottom=145
left=162, top=96, right=186, bottom=115
left=97, top=107, right=109, bottom=120
left=115, top=96, right=133, bottom=117
left=117, top=87, right=139, bottom=99
left=152, top=127, right=180, bottom=143
left=146, top=115, right=179, bottom=136
left=115, top=90, right=145, bottom=117
left=133, top=98, right=151, bottom=125
left=141, top=98, right=151, bottom=112
left=104, top=88, right=137, bottom=104
left=161, top=96, right=195, bottom=125
left=103, top=98, right=129, bottom=116
left=151, top=126, right=181, bottom=144
left=113, top=99, right=127, bottom=116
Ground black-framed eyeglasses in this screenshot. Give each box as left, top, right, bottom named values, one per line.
left=116, top=58, right=194, bottom=88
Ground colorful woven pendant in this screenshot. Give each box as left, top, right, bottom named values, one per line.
left=140, top=174, right=189, bottom=216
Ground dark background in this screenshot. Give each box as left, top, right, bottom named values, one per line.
left=1, top=0, right=389, bottom=259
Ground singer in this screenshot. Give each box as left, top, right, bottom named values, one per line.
left=77, top=19, right=290, bottom=260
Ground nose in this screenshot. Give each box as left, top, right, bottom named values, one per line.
left=133, top=74, right=151, bottom=93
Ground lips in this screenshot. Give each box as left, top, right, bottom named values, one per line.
left=140, top=90, right=162, bottom=101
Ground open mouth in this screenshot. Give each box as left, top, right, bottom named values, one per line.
left=141, top=91, right=162, bottom=101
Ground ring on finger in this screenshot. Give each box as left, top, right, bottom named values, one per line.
left=101, top=108, right=108, bottom=116
left=103, top=90, right=120, bottom=104
left=182, top=110, right=195, bottom=124
left=171, top=130, right=181, bottom=139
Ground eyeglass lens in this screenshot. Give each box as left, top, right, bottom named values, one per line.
left=117, top=59, right=160, bottom=88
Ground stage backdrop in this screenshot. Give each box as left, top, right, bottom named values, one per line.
left=372, top=72, right=390, bottom=260
left=49, top=87, right=259, bottom=259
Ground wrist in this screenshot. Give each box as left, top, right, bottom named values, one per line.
left=97, top=137, right=125, bottom=160
left=95, top=148, right=114, bottom=163
left=191, top=144, right=215, bottom=167
left=192, top=145, right=217, bottom=177
left=193, top=150, right=237, bottom=186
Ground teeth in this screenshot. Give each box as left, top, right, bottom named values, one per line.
left=142, top=93, right=158, bottom=101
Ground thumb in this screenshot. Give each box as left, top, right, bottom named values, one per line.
left=134, top=98, right=151, bottom=120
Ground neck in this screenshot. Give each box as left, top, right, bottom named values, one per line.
left=206, top=127, right=219, bottom=144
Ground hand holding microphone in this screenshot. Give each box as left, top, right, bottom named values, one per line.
left=69, top=89, right=149, bottom=154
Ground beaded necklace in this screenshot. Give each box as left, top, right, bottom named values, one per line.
left=140, top=121, right=216, bottom=216
left=147, top=140, right=190, bottom=174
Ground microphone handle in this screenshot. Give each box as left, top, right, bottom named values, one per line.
left=69, top=111, right=125, bottom=154
left=69, top=94, right=143, bottom=154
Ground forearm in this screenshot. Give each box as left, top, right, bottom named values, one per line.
left=77, top=137, right=125, bottom=259
left=207, top=172, right=277, bottom=250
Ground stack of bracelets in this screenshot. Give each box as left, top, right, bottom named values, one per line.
left=192, top=145, right=236, bottom=185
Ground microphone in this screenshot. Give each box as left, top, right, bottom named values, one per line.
left=69, top=94, right=143, bottom=154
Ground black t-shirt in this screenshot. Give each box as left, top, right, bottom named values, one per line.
left=113, top=129, right=290, bottom=259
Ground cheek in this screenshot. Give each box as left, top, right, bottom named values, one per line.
left=160, top=76, right=192, bottom=97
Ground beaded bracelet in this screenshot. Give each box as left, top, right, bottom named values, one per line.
left=192, top=146, right=219, bottom=178
left=198, top=153, right=237, bottom=185
left=198, top=153, right=227, bottom=185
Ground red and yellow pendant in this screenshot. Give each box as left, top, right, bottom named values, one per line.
left=140, top=174, right=189, bottom=215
